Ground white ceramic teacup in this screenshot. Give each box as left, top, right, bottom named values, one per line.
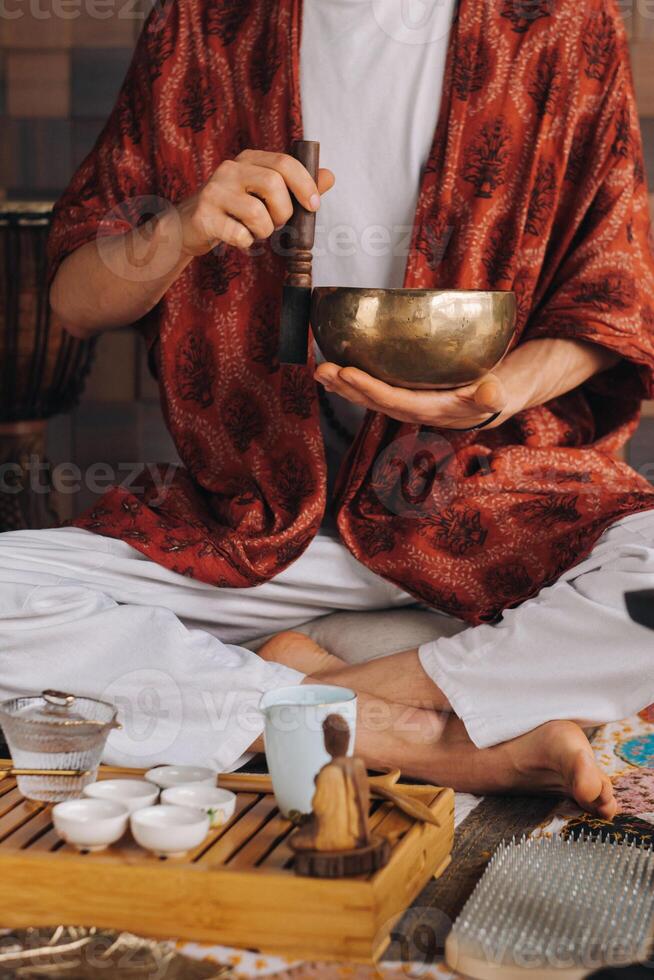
left=130, top=805, right=210, bottom=858
left=52, top=798, right=129, bottom=852
left=161, top=785, right=236, bottom=827
left=144, top=765, right=215, bottom=790
left=83, top=779, right=159, bottom=814
left=259, top=684, right=357, bottom=818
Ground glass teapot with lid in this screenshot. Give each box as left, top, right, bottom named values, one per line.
left=0, top=690, right=119, bottom=802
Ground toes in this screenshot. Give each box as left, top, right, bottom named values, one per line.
left=596, top=797, right=618, bottom=820
left=258, top=631, right=344, bottom=675
left=568, top=750, right=605, bottom=813
left=257, top=631, right=317, bottom=670
left=570, top=754, right=619, bottom=818
left=257, top=630, right=299, bottom=662
left=594, top=775, right=618, bottom=820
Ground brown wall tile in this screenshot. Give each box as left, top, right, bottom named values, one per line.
left=631, top=42, right=654, bottom=115
left=70, top=400, right=141, bottom=512
left=2, top=118, right=72, bottom=194
left=627, top=418, right=654, bottom=481
left=7, top=51, right=70, bottom=118
left=81, top=329, right=138, bottom=403
left=72, top=117, right=106, bottom=167
left=0, top=52, right=5, bottom=116
left=0, top=2, right=73, bottom=49
left=139, top=402, right=179, bottom=463
left=622, top=2, right=635, bottom=40
left=643, top=123, right=654, bottom=187
left=634, top=0, right=654, bottom=38
left=71, top=47, right=131, bottom=117
left=137, top=340, right=162, bottom=402
left=72, top=4, right=140, bottom=48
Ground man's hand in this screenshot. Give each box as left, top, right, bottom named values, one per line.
left=176, top=149, right=335, bottom=257
left=315, top=338, right=619, bottom=429
left=315, top=363, right=509, bottom=429
left=53, top=149, right=335, bottom=338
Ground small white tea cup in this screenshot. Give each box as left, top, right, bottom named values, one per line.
left=52, top=798, right=129, bottom=852
left=144, top=765, right=215, bottom=790
left=161, top=786, right=236, bottom=827
left=130, top=804, right=210, bottom=858
left=83, top=779, right=159, bottom=814
left=259, top=684, right=357, bottom=818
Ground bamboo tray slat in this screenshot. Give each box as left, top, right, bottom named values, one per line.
left=0, top=762, right=454, bottom=964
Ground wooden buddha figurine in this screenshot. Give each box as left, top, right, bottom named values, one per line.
left=292, top=713, right=372, bottom=854
left=291, top=714, right=441, bottom=877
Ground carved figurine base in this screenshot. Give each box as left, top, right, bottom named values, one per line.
left=290, top=835, right=391, bottom=878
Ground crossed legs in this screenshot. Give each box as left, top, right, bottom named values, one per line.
left=258, top=632, right=618, bottom=819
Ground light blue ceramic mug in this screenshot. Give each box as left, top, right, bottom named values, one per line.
left=259, top=684, right=357, bottom=818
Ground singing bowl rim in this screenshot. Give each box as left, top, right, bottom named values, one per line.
left=311, top=287, right=516, bottom=298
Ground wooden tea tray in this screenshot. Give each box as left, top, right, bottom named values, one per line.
left=0, top=762, right=454, bottom=964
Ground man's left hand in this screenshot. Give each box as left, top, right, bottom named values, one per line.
left=315, top=338, right=620, bottom=430
left=315, top=362, right=509, bottom=429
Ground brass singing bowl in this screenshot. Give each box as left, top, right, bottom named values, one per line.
left=311, top=288, right=517, bottom=389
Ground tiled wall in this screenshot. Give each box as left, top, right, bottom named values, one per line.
left=0, top=0, right=142, bottom=199
left=1, top=1, right=654, bottom=515
left=0, top=0, right=174, bottom=520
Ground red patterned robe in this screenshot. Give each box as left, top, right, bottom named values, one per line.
left=49, top=0, right=654, bottom=625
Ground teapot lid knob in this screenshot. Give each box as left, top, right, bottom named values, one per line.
left=42, top=690, right=75, bottom=708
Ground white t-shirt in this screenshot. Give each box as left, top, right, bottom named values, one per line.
left=300, top=0, right=456, bottom=500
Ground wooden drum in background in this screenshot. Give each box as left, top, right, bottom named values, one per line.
left=0, top=202, right=95, bottom=532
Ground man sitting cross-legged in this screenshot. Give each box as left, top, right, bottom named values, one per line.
left=1, top=0, right=652, bottom=826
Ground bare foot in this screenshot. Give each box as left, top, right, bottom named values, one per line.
left=258, top=630, right=346, bottom=675
left=403, top=716, right=617, bottom=819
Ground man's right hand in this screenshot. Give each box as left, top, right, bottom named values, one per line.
left=52, top=148, right=336, bottom=338
left=175, top=149, right=336, bottom=257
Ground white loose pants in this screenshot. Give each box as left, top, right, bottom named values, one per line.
left=0, top=512, right=652, bottom=769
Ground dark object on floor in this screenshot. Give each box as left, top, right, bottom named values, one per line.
left=588, top=968, right=654, bottom=979
left=0, top=927, right=230, bottom=978
left=625, top=589, right=654, bottom=630
left=562, top=812, right=654, bottom=847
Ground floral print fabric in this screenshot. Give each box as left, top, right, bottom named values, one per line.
left=48, top=0, right=654, bottom=623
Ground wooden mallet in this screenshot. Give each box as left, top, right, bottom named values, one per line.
left=278, top=139, right=320, bottom=365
